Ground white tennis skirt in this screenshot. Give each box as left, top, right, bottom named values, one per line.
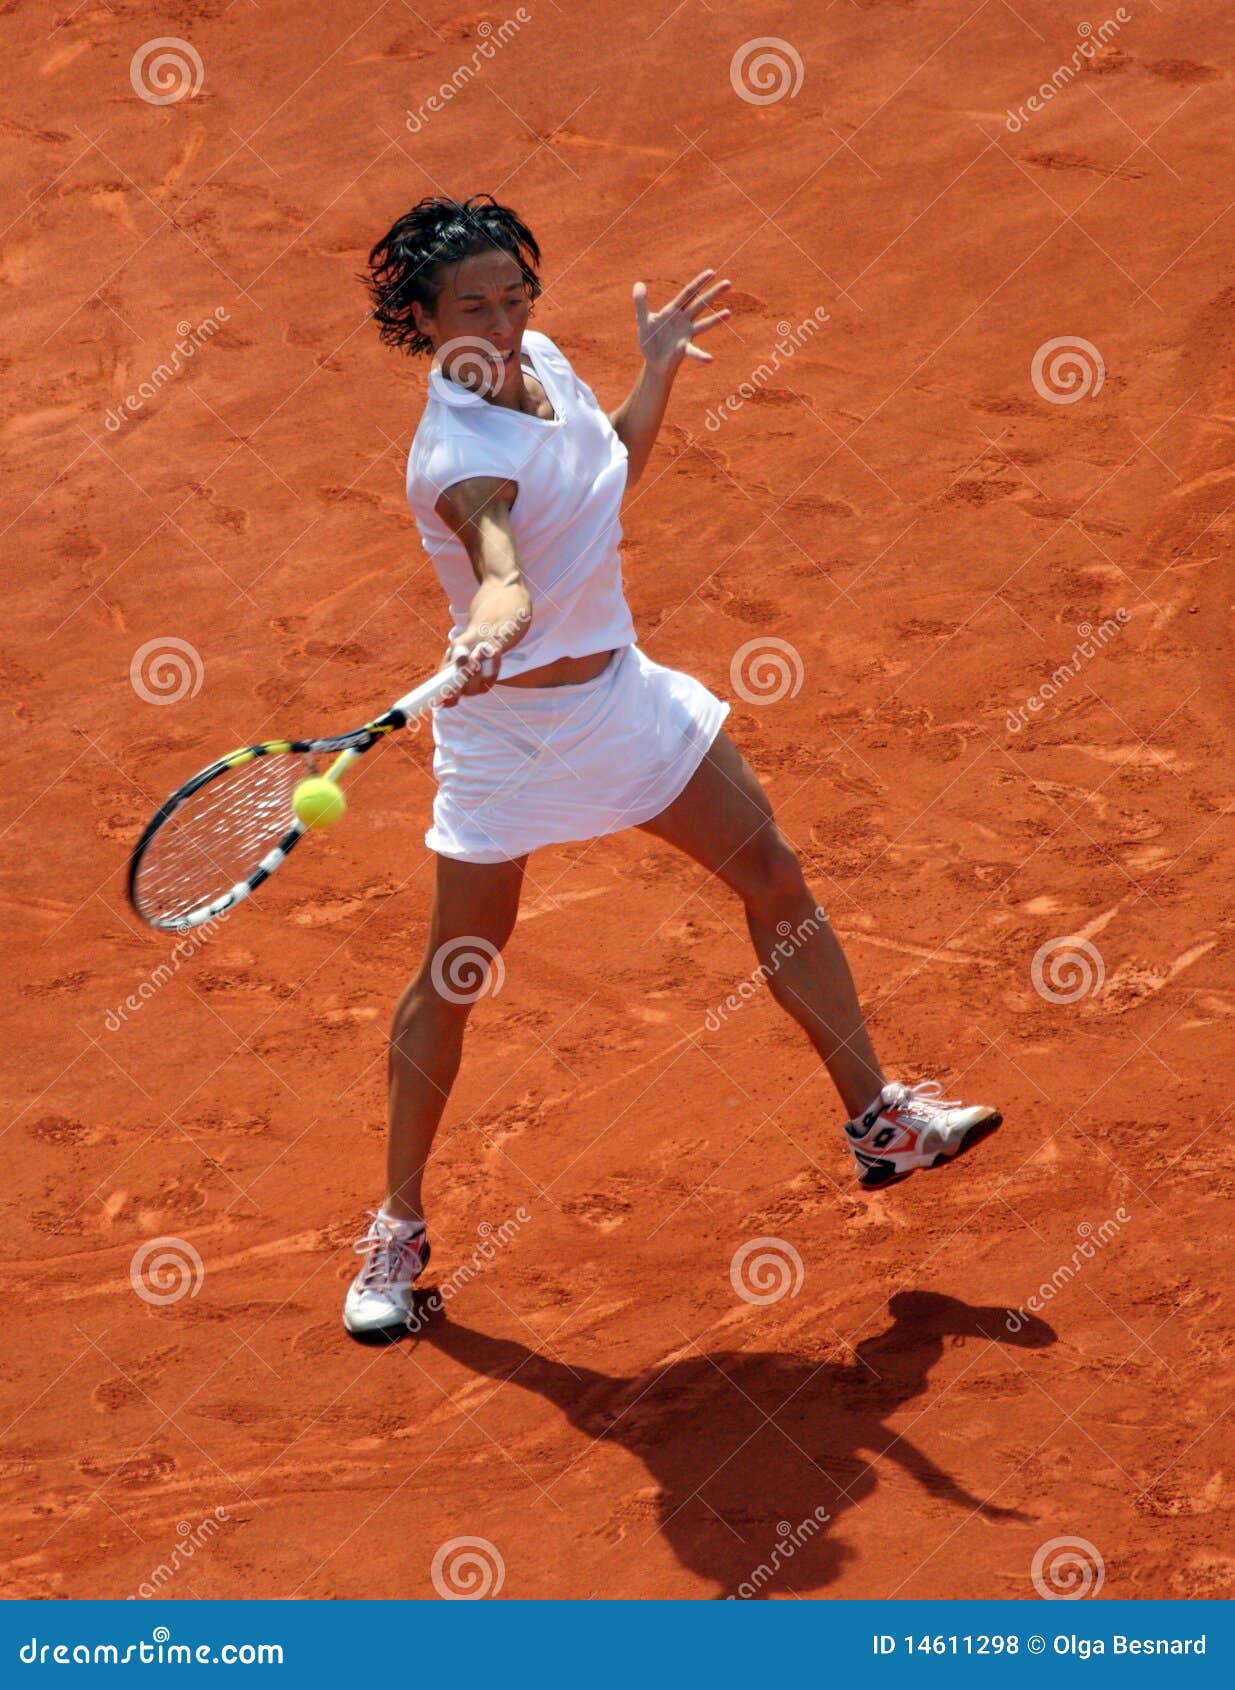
left=424, top=644, right=730, bottom=864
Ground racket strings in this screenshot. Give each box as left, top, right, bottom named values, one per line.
left=134, top=751, right=318, bottom=924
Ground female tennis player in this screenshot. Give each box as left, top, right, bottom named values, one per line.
left=343, top=194, right=1001, bottom=1335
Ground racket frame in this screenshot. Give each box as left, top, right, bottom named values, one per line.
left=128, top=658, right=472, bottom=931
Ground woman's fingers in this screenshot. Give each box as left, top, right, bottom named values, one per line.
left=667, top=266, right=717, bottom=310
left=636, top=269, right=731, bottom=366
left=444, top=640, right=500, bottom=698
left=686, top=278, right=732, bottom=314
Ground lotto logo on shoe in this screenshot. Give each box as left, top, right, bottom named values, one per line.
left=845, top=1104, right=884, bottom=1141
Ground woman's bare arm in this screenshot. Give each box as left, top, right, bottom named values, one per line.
left=608, top=268, right=731, bottom=490
left=434, top=476, right=533, bottom=698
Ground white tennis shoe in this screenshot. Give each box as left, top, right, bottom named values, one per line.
left=845, top=1079, right=1002, bottom=1190
left=343, top=1212, right=430, bottom=1335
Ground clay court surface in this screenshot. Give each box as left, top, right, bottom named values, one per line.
left=4, top=0, right=1234, bottom=1601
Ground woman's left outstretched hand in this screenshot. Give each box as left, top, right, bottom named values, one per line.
left=633, top=268, right=732, bottom=375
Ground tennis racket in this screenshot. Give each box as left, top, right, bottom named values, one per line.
left=127, top=649, right=493, bottom=932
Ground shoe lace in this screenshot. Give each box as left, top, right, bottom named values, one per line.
left=352, top=1212, right=427, bottom=1291
left=892, top=1079, right=962, bottom=1125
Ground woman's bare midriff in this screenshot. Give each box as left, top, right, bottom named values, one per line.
left=497, top=649, right=617, bottom=688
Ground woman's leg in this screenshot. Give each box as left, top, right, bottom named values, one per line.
left=385, top=850, right=528, bottom=1222
left=638, top=729, right=885, bottom=1119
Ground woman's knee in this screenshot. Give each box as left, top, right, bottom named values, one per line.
left=407, top=854, right=525, bottom=1014
left=738, top=827, right=812, bottom=919
left=410, top=928, right=512, bottom=1014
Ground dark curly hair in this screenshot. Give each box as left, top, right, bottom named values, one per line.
left=365, top=193, right=542, bottom=357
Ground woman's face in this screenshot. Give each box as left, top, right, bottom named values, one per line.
left=413, top=249, right=533, bottom=398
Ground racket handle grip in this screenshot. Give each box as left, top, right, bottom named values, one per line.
left=389, top=664, right=463, bottom=721
left=391, top=649, right=493, bottom=723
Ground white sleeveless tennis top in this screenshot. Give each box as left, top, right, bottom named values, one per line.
left=405, top=330, right=637, bottom=674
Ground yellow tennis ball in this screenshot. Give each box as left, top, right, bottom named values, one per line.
left=292, top=777, right=346, bottom=829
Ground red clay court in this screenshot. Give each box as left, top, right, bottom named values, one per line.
left=4, top=0, right=1234, bottom=1600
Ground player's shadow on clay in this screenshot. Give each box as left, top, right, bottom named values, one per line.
left=417, top=1290, right=1055, bottom=1597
